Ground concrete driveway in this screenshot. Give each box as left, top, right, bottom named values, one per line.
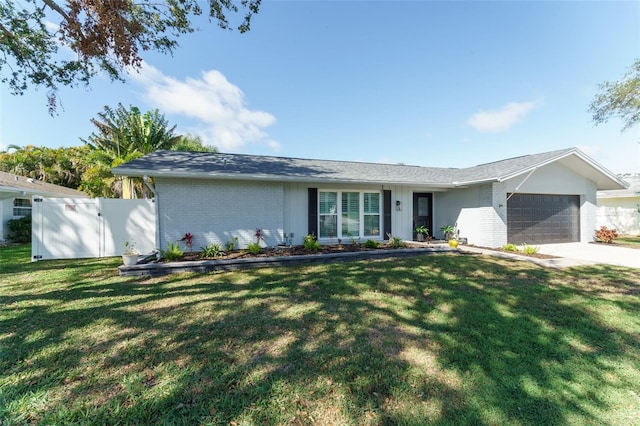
left=536, top=243, right=640, bottom=269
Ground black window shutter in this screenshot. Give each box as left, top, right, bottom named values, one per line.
left=308, top=188, right=318, bottom=237
left=383, top=190, right=391, bottom=240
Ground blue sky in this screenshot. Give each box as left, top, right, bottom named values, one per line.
left=1, top=1, right=639, bottom=173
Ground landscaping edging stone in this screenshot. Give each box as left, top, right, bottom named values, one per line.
left=118, top=246, right=459, bottom=277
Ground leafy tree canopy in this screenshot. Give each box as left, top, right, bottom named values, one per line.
left=0, top=144, right=91, bottom=189
left=172, top=134, right=217, bottom=153
left=0, top=0, right=261, bottom=113
left=589, top=59, right=640, bottom=133
left=1, top=104, right=217, bottom=197
left=82, top=103, right=181, bottom=160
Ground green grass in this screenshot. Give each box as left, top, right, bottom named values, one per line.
left=1, top=244, right=640, bottom=425
left=614, top=235, right=640, bottom=248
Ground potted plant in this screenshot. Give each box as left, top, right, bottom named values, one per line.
left=415, top=225, right=429, bottom=242
left=122, top=240, right=139, bottom=266
left=440, top=224, right=459, bottom=248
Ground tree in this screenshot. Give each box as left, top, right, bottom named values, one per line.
left=589, top=59, right=640, bottom=133
left=172, top=134, right=217, bottom=152
left=0, top=144, right=91, bottom=188
left=0, top=0, right=261, bottom=113
left=83, top=104, right=181, bottom=158
left=81, top=103, right=185, bottom=198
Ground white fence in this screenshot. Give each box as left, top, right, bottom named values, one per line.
left=32, top=197, right=156, bottom=261
left=597, top=206, right=640, bottom=236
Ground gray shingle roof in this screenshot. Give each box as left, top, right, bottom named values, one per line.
left=112, top=147, right=625, bottom=190
left=113, top=150, right=459, bottom=186
left=451, top=147, right=577, bottom=184
left=0, top=171, right=87, bottom=197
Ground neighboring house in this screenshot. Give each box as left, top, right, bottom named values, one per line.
left=597, top=174, right=640, bottom=235
left=0, top=171, right=87, bottom=242
left=112, top=147, right=627, bottom=250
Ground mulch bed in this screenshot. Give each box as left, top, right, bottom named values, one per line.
left=178, top=241, right=432, bottom=262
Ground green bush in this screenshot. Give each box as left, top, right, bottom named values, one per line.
left=522, top=244, right=539, bottom=255
left=247, top=242, right=261, bottom=255
left=7, top=215, right=31, bottom=243
left=364, top=239, right=380, bottom=249
left=386, top=234, right=405, bottom=249
left=303, top=234, right=321, bottom=252
left=225, top=237, right=238, bottom=252
left=201, top=244, right=224, bottom=258
left=502, top=243, right=518, bottom=252
left=160, top=242, right=184, bottom=261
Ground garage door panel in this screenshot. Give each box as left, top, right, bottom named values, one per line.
left=507, top=193, right=580, bottom=245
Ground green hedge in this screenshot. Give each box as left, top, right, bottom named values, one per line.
left=7, top=215, right=31, bottom=243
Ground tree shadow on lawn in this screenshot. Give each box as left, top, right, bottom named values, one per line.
left=1, top=255, right=639, bottom=424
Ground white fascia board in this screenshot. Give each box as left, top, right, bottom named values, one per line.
left=113, top=168, right=456, bottom=188
left=468, top=149, right=627, bottom=189
left=451, top=177, right=498, bottom=187
left=0, top=185, right=86, bottom=198
left=569, top=150, right=629, bottom=188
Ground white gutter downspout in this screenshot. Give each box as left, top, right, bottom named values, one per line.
left=505, top=167, right=537, bottom=203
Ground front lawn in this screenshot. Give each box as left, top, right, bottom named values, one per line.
left=614, top=235, right=640, bottom=248
left=1, top=244, right=639, bottom=425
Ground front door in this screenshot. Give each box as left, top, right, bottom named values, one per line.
left=413, top=193, right=433, bottom=240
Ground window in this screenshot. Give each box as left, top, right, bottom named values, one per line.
left=318, top=191, right=381, bottom=239
left=342, top=192, right=360, bottom=237
left=364, top=193, right=380, bottom=236
left=13, top=198, right=32, bottom=217
left=319, top=191, right=337, bottom=238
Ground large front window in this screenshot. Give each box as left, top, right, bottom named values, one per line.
left=319, top=191, right=381, bottom=239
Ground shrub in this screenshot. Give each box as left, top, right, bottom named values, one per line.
left=303, top=234, right=321, bottom=252
left=364, top=239, right=380, bottom=249
left=595, top=226, right=619, bottom=243
left=386, top=234, right=405, bottom=249
left=225, top=237, right=238, bottom=252
left=224, top=237, right=238, bottom=252
left=247, top=242, right=261, bottom=255
left=254, top=228, right=264, bottom=244
left=180, top=232, right=194, bottom=252
left=7, top=215, right=31, bottom=243
left=161, top=242, right=184, bottom=261
left=201, top=244, right=224, bottom=258
left=522, top=244, right=539, bottom=255
left=502, top=243, right=518, bottom=252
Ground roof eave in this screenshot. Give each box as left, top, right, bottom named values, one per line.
left=113, top=168, right=456, bottom=188
left=493, top=148, right=628, bottom=189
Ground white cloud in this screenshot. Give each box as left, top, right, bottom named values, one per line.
left=44, top=20, right=59, bottom=33
left=130, top=63, right=278, bottom=151
left=466, top=101, right=539, bottom=133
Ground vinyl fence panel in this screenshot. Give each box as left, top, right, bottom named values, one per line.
left=32, top=197, right=156, bottom=260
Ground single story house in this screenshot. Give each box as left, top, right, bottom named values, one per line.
left=0, top=171, right=87, bottom=241
left=597, top=174, right=640, bottom=235
left=112, top=147, right=627, bottom=250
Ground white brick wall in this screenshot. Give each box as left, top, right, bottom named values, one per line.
left=433, top=183, right=500, bottom=247
left=156, top=178, right=284, bottom=250
left=490, top=182, right=508, bottom=248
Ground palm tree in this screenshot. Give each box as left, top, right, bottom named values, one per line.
left=82, top=104, right=182, bottom=198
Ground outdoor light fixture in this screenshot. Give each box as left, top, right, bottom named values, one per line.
left=396, top=200, right=402, bottom=211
